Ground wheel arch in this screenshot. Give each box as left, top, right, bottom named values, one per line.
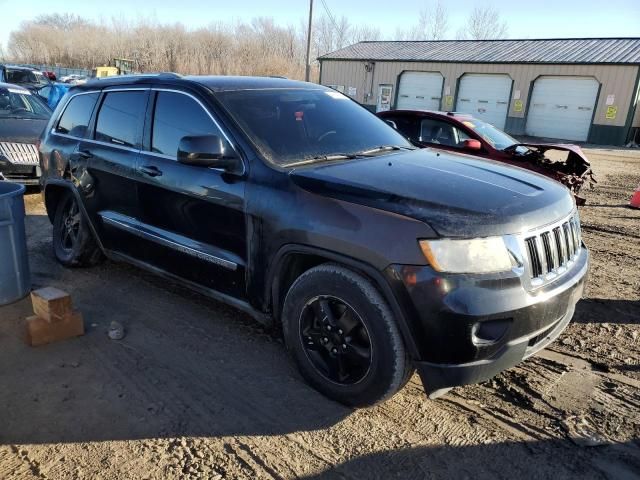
left=266, top=244, right=421, bottom=359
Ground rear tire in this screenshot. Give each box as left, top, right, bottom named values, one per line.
left=282, top=264, right=413, bottom=407
left=52, top=191, right=103, bottom=267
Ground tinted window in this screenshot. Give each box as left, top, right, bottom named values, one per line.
left=6, top=69, right=37, bottom=84
left=56, top=93, right=99, bottom=136
left=419, top=118, right=470, bottom=148
left=384, top=115, right=419, bottom=140
left=152, top=92, right=221, bottom=157
left=217, top=88, right=411, bottom=166
left=95, top=91, right=147, bottom=147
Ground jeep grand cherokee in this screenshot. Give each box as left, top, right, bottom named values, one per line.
left=38, top=74, right=589, bottom=406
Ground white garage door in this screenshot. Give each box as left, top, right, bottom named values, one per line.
left=525, top=76, right=599, bottom=141
left=456, top=74, right=512, bottom=130
left=396, top=72, right=443, bottom=111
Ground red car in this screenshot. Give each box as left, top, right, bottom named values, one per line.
left=377, top=110, right=595, bottom=205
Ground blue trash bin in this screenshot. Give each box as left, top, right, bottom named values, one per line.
left=0, top=181, right=31, bottom=305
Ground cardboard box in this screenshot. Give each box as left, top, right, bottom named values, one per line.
left=25, top=311, right=84, bottom=347
left=31, top=287, right=73, bottom=323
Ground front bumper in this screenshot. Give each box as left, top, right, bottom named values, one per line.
left=0, top=163, right=41, bottom=185
left=386, top=244, right=589, bottom=395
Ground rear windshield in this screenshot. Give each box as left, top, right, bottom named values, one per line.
left=6, top=69, right=37, bottom=84
left=216, top=88, right=411, bottom=166
left=0, top=88, right=51, bottom=119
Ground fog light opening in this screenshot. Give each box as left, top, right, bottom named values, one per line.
left=471, top=318, right=512, bottom=346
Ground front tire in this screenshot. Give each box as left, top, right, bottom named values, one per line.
left=282, top=264, right=413, bottom=407
left=52, top=191, right=103, bottom=267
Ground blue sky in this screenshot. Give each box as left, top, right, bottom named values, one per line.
left=1, top=0, right=639, bottom=50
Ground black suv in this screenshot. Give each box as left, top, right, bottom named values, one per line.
left=38, top=74, right=589, bottom=406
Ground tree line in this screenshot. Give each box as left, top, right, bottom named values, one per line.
left=4, top=3, right=508, bottom=80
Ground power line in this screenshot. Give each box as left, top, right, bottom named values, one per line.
left=319, top=0, right=341, bottom=34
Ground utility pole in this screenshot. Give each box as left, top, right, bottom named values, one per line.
left=305, top=0, right=314, bottom=82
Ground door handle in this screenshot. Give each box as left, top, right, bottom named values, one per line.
left=139, top=165, right=163, bottom=177
left=78, top=149, right=92, bottom=159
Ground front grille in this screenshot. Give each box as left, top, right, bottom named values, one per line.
left=0, top=142, right=39, bottom=165
left=523, top=214, right=581, bottom=286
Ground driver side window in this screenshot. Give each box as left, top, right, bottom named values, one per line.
left=419, top=118, right=470, bottom=148
left=151, top=91, right=224, bottom=159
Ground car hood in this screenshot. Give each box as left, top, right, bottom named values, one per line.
left=512, top=142, right=590, bottom=165
left=289, top=148, right=575, bottom=238
left=0, top=116, right=48, bottom=144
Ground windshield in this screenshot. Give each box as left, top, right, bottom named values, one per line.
left=0, top=88, right=51, bottom=119
left=216, top=88, right=411, bottom=166
left=460, top=118, right=519, bottom=150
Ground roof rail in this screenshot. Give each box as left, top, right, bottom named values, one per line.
left=85, top=72, right=182, bottom=84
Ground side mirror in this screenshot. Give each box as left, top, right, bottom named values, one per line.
left=463, top=139, right=482, bottom=151
left=177, top=135, right=242, bottom=174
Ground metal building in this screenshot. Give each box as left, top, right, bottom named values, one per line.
left=318, top=38, right=640, bottom=145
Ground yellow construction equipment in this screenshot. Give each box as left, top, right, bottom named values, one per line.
left=91, top=59, right=136, bottom=78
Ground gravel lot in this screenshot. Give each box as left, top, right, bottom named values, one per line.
left=1, top=148, right=639, bottom=480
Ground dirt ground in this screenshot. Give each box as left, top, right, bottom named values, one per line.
left=1, top=148, right=639, bottom=480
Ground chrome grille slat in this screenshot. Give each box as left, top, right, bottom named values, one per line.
left=541, top=232, right=554, bottom=272
left=522, top=213, right=582, bottom=287
left=525, top=237, right=542, bottom=278
left=553, top=227, right=565, bottom=265
left=563, top=222, right=573, bottom=258
left=0, top=142, right=39, bottom=165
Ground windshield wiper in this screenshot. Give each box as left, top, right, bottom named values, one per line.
left=355, top=145, right=416, bottom=156
left=285, top=153, right=361, bottom=167
left=285, top=145, right=416, bottom=168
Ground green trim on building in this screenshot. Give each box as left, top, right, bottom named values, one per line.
left=587, top=125, right=630, bottom=145
left=504, top=116, right=526, bottom=136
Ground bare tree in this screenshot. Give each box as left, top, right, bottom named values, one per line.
left=350, top=24, right=382, bottom=44
left=457, top=6, right=508, bottom=40
left=32, top=13, right=90, bottom=31
left=395, top=0, right=449, bottom=40
left=5, top=11, right=381, bottom=82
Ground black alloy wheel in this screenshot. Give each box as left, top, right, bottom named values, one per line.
left=58, top=196, right=81, bottom=253
left=52, top=191, right=103, bottom=267
left=299, top=295, right=372, bottom=385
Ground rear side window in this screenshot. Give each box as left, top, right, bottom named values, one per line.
left=95, top=91, right=147, bottom=147
left=151, top=91, right=222, bottom=157
left=56, top=93, right=99, bottom=137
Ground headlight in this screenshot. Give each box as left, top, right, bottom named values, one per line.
left=419, top=237, right=514, bottom=274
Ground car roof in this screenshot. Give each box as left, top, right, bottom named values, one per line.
left=73, top=73, right=324, bottom=92
left=185, top=75, right=321, bottom=91
left=2, top=65, right=40, bottom=72
left=381, top=109, right=476, bottom=122
left=0, top=81, right=31, bottom=92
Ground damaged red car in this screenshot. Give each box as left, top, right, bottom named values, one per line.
left=377, top=110, right=595, bottom=205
